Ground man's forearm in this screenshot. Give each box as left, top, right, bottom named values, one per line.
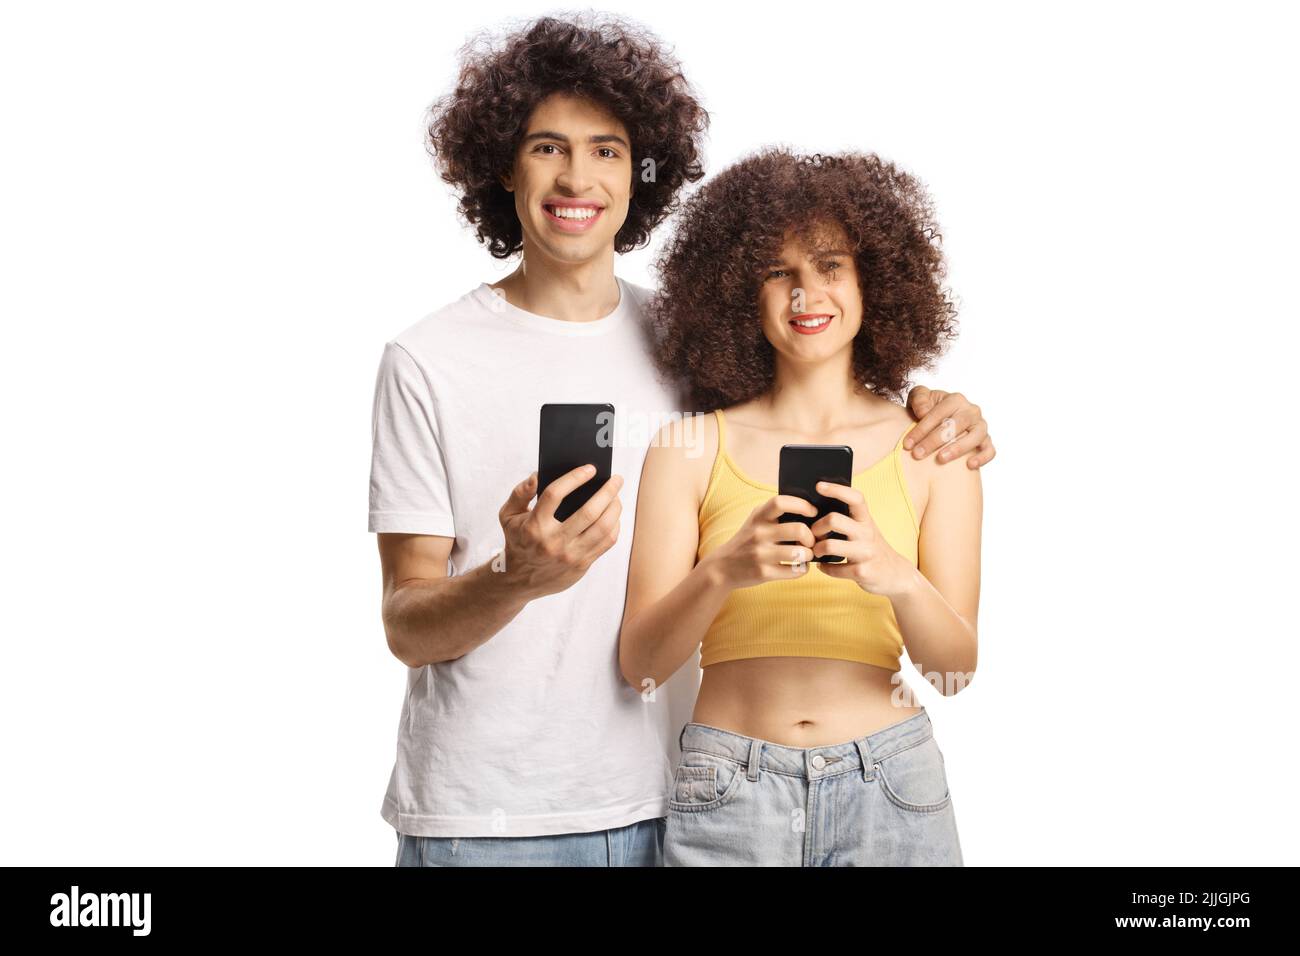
left=889, top=567, right=978, bottom=689
left=384, top=558, right=537, bottom=668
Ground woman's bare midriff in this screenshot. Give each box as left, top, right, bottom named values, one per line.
left=691, top=656, right=923, bottom=748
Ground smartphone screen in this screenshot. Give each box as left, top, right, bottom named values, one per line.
left=538, top=403, right=615, bottom=522
left=778, top=444, right=853, bottom=563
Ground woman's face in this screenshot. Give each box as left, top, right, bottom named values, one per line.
left=757, top=222, right=863, bottom=365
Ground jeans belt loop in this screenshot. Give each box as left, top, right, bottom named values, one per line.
left=855, top=737, right=876, bottom=781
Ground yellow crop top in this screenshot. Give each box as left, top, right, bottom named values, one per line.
left=696, top=409, right=921, bottom=671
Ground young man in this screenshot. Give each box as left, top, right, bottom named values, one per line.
left=369, top=15, right=996, bottom=867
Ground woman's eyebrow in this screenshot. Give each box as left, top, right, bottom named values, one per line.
left=765, top=248, right=852, bottom=267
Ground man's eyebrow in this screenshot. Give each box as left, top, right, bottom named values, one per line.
left=521, top=130, right=631, bottom=149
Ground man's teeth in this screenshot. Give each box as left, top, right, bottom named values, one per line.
left=792, top=316, right=830, bottom=327
left=547, top=205, right=599, bottom=220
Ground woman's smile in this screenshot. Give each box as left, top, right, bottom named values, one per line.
left=789, top=312, right=834, bottom=334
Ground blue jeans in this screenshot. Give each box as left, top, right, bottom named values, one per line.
left=395, top=816, right=665, bottom=866
left=664, top=707, right=964, bottom=866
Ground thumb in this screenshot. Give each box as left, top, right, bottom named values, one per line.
left=908, top=385, right=933, bottom=418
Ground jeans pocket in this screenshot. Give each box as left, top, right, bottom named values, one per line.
left=668, top=751, right=745, bottom=813
left=874, top=734, right=952, bottom=813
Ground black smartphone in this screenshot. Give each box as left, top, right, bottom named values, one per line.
left=778, top=444, right=854, bottom=563
left=538, top=403, right=615, bottom=522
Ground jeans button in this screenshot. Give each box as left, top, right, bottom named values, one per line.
left=811, top=754, right=826, bottom=770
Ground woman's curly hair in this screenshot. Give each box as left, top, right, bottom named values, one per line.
left=648, top=148, right=959, bottom=411
left=426, top=13, right=710, bottom=258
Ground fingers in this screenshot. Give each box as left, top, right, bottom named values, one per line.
left=907, top=392, right=981, bottom=459
left=813, top=481, right=871, bottom=523
left=966, top=435, right=996, bottom=469
left=560, top=473, right=624, bottom=538
left=573, top=491, right=622, bottom=555
left=772, top=519, right=816, bottom=549
left=807, top=511, right=865, bottom=568
left=932, top=417, right=989, bottom=464
left=771, top=543, right=813, bottom=573
left=765, top=494, right=818, bottom=521
left=534, top=463, right=602, bottom=523
left=811, top=535, right=852, bottom=564
left=499, top=471, right=539, bottom=522
left=906, top=385, right=936, bottom=420
left=809, top=509, right=860, bottom=540
left=907, top=392, right=966, bottom=455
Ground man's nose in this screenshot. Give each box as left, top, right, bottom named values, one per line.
left=553, top=154, right=595, bottom=194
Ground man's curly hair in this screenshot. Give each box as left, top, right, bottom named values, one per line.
left=426, top=13, right=710, bottom=258
left=648, top=148, right=959, bottom=411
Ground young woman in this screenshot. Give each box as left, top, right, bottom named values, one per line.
left=619, top=148, right=983, bottom=866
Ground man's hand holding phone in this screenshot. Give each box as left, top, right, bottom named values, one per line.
left=497, top=465, right=624, bottom=599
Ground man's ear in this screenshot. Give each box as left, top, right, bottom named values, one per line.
left=499, top=171, right=514, bottom=192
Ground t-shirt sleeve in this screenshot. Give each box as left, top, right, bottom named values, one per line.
left=367, top=340, right=456, bottom=536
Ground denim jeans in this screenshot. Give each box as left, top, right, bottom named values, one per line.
left=663, top=708, right=964, bottom=866
left=395, top=816, right=665, bottom=866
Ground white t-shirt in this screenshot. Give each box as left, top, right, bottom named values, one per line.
left=368, top=276, right=701, bottom=837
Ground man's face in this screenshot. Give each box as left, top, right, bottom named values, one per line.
left=501, top=92, right=633, bottom=266
left=757, top=220, right=864, bottom=365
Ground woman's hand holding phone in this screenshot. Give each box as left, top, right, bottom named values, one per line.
left=810, top=481, right=919, bottom=598
left=705, top=494, right=818, bottom=589
left=497, top=464, right=624, bottom=599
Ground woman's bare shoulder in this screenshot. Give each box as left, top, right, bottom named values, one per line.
left=646, top=411, right=719, bottom=508
left=901, top=419, right=983, bottom=529
left=865, top=396, right=914, bottom=430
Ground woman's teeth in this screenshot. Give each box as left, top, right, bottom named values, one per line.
left=546, top=205, right=599, bottom=220
left=792, top=316, right=830, bottom=328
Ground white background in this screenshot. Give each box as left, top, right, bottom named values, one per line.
left=2, top=0, right=1297, bottom=865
